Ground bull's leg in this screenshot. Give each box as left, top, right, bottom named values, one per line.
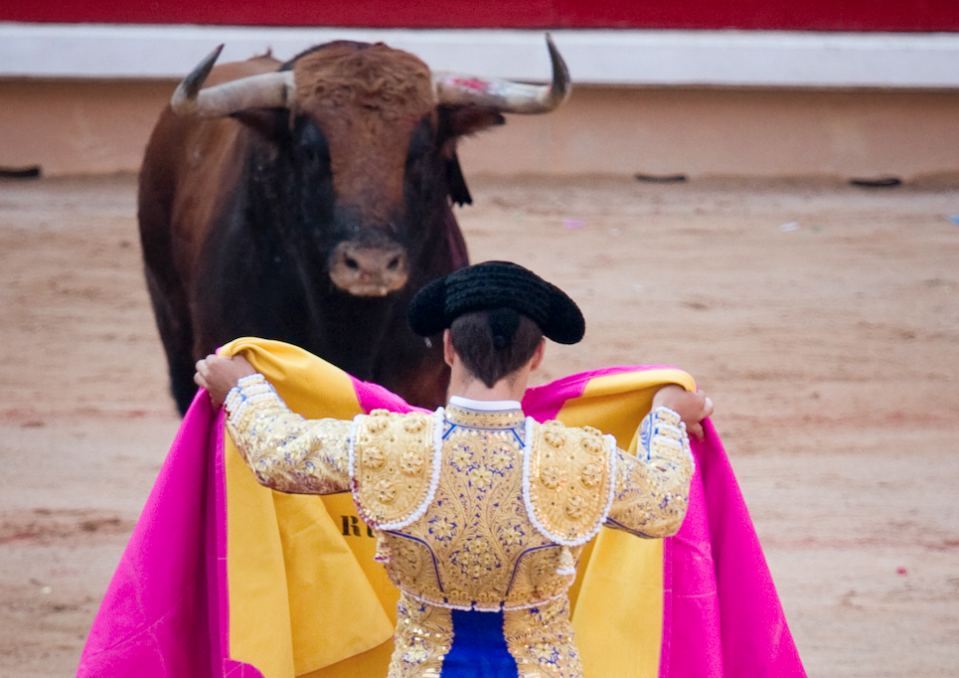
left=144, top=268, right=198, bottom=416
left=168, top=345, right=200, bottom=416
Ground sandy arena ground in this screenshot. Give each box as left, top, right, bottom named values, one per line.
left=0, top=173, right=957, bottom=677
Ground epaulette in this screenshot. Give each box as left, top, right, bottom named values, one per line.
left=350, top=409, right=440, bottom=530
left=523, top=420, right=616, bottom=547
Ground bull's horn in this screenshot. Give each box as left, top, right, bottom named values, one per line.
left=432, top=34, right=571, bottom=114
left=171, top=44, right=295, bottom=117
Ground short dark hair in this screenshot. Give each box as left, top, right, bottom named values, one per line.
left=450, top=310, right=544, bottom=388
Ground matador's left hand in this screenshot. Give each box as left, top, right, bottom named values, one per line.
left=194, top=354, right=257, bottom=408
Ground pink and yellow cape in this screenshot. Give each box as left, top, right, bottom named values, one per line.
left=77, top=338, right=805, bottom=678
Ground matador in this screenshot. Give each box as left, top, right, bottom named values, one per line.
left=195, top=261, right=712, bottom=678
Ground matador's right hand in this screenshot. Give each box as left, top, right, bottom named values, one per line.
left=652, top=385, right=714, bottom=441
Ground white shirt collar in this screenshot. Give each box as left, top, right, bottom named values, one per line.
left=448, top=395, right=522, bottom=412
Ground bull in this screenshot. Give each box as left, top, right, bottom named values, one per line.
left=138, top=37, right=570, bottom=414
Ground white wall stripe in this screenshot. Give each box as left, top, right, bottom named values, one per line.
left=1, top=23, right=958, bottom=88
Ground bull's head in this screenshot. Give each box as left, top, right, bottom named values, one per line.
left=171, top=38, right=569, bottom=297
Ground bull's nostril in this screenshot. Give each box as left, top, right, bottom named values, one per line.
left=345, top=257, right=359, bottom=271
left=387, top=257, right=400, bottom=271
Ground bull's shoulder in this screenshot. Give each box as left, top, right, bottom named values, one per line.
left=351, top=409, right=438, bottom=530
left=524, top=420, right=616, bottom=547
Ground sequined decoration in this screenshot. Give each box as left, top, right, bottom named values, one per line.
left=504, top=596, right=583, bottom=678
left=225, top=375, right=352, bottom=494
left=606, top=407, right=694, bottom=538
left=390, top=592, right=453, bottom=678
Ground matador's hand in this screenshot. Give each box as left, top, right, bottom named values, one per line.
left=194, top=354, right=257, bottom=408
left=652, top=385, right=714, bottom=441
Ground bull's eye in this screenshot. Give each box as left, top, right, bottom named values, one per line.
left=293, top=117, right=332, bottom=170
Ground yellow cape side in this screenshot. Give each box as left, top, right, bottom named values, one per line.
left=220, top=339, right=395, bottom=678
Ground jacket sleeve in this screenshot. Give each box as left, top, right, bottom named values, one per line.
left=223, top=373, right=352, bottom=495
left=604, top=407, right=695, bottom=538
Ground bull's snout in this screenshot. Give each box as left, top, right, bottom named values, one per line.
left=329, top=242, right=409, bottom=296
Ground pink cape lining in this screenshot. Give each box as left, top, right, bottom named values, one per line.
left=77, top=367, right=805, bottom=678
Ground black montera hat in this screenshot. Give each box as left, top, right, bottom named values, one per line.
left=408, top=261, right=585, bottom=344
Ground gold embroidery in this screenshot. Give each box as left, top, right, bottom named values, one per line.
left=443, top=402, right=526, bottom=429
left=468, top=466, right=494, bottom=487
left=390, top=593, right=453, bottom=678
left=373, top=406, right=576, bottom=613
left=540, top=465, right=564, bottom=490
left=365, top=445, right=386, bottom=469
left=506, top=546, right=576, bottom=607
left=353, top=412, right=435, bottom=527
left=417, top=414, right=534, bottom=611
left=388, top=537, right=443, bottom=593
left=607, top=445, right=693, bottom=538
left=404, top=417, right=426, bottom=434
left=374, top=534, right=392, bottom=562
left=504, top=596, right=583, bottom=678
left=564, top=495, right=587, bottom=520
left=579, top=462, right=601, bottom=488
left=225, top=382, right=352, bottom=495
left=526, top=422, right=612, bottom=544
left=543, top=428, right=566, bottom=448
left=374, top=478, right=398, bottom=504
left=401, top=449, right=426, bottom=476
left=605, top=409, right=694, bottom=539
left=368, top=407, right=610, bottom=621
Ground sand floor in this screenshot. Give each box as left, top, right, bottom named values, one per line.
left=1, top=173, right=957, bottom=677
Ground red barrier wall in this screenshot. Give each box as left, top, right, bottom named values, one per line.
left=3, top=0, right=958, bottom=32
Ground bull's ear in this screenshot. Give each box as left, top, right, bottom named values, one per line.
left=446, top=152, right=472, bottom=206
left=230, top=108, right=289, bottom=142
left=437, top=106, right=503, bottom=207
left=445, top=106, right=506, bottom=138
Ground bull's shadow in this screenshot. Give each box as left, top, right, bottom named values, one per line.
left=138, top=37, right=570, bottom=415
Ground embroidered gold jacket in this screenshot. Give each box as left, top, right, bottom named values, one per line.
left=226, top=376, right=693, bottom=678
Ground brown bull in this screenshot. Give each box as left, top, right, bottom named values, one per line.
left=138, top=38, right=569, bottom=414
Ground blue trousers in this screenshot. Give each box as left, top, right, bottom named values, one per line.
left=441, top=609, right=516, bottom=677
